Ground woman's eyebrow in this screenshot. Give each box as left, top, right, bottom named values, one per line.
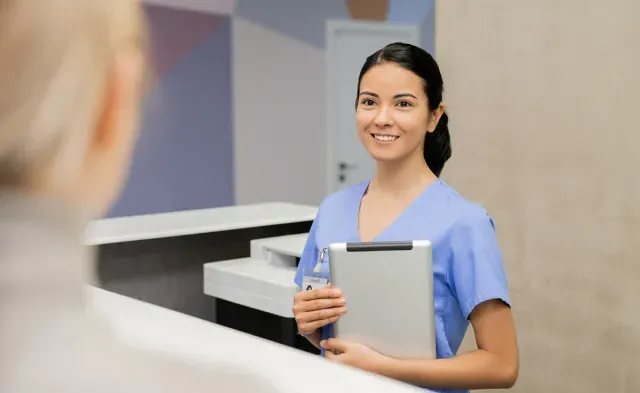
left=393, top=93, right=418, bottom=99
left=359, top=91, right=378, bottom=97
left=358, top=91, right=417, bottom=99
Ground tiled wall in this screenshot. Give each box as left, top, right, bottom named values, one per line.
left=436, top=1, right=640, bottom=392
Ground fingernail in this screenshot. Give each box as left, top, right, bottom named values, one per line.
left=320, top=340, right=326, bottom=347
left=338, top=297, right=346, bottom=304
left=332, top=289, right=341, bottom=296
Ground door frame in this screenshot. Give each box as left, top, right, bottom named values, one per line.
left=325, top=19, right=420, bottom=194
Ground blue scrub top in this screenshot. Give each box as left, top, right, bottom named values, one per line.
left=294, top=179, right=511, bottom=393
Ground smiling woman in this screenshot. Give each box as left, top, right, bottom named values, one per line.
left=291, top=42, right=519, bottom=393
left=355, top=43, right=450, bottom=177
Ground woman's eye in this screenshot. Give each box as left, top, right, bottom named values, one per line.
left=396, top=101, right=412, bottom=108
left=362, top=99, right=375, bottom=106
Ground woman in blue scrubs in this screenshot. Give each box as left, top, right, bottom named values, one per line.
left=291, top=42, right=519, bottom=392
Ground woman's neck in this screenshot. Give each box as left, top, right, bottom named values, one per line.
left=370, top=153, right=437, bottom=196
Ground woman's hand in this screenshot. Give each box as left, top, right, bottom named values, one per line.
left=321, top=338, right=390, bottom=373
left=292, top=284, right=347, bottom=336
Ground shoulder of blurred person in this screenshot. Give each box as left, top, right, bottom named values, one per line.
left=0, top=1, right=281, bottom=392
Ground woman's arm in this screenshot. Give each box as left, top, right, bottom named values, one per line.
left=371, top=299, right=519, bottom=390
left=323, top=210, right=518, bottom=389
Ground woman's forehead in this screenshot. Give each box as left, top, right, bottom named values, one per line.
left=360, top=63, right=424, bottom=95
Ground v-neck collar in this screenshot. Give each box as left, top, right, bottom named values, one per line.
left=353, top=178, right=442, bottom=242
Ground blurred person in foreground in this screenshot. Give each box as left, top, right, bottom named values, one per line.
left=0, top=1, right=278, bottom=392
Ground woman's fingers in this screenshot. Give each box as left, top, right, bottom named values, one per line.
left=296, top=305, right=347, bottom=323
left=295, top=287, right=341, bottom=302
left=293, top=296, right=346, bottom=313
left=295, top=307, right=346, bottom=333
left=293, top=284, right=346, bottom=334
left=297, top=314, right=342, bottom=335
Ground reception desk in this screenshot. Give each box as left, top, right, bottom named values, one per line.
left=87, top=287, right=430, bottom=393
left=87, top=203, right=316, bottom=322
left=203, top=233, right=313, bottom=351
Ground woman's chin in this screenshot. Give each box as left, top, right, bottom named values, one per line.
left=362, top=138, right=412, bottom=163
left=368, top=150, right=404, bottom=163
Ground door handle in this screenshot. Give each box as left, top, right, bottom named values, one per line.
left=338, top=162, right=357, bottom=183
left=338, top=162, right=357, bottom=171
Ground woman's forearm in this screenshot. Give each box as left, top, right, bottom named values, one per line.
left=372, top=349, right=518, bottom=390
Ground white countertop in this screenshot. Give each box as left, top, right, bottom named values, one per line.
left=204, top=234, right=309, bottom=317
left=251, top=233, right=309, bottom=258
left=204, top=258, right=297, bottom=317
left=87, top=287, right=428, bottom=393
left=86, top=202, right=317, bottom=246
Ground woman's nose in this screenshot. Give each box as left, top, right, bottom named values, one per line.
left=373, top=105, right=393, bottom=127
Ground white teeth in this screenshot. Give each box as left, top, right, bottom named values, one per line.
left=374, top=134, right=398, bottom=142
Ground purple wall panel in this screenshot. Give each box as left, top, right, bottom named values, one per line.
left=108, top=6, right=233, bottom=217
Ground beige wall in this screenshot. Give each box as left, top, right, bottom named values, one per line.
left=436, top=1, right=639, bottom=392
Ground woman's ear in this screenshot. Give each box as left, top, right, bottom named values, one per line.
left=93, top=49, right=144, bottom=152
left=77, top=49, right=144, bottom=217
left=427, top=102, right=445, bottom=133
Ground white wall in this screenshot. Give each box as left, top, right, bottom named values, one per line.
left=436, top=1, right=640, bottom=392
left=232, top=17, right=327, bottom=206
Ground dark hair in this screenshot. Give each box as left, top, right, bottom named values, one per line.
left=355, top=42, right=451, bottom=177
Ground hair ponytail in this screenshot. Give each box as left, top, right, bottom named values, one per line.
left=423, top=111, right=451, bottom=177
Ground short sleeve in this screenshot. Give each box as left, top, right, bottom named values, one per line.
left=447, top=209, right=511, bottom=319
left=293, top=213, right=320, bottom=288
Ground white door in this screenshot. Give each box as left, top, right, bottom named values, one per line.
left=326, top=20, right=420, bottom=193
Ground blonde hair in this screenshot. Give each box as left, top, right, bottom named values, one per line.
left=0, top=0, right=146, bottom=186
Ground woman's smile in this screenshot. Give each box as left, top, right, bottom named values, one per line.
left=371, top=133, right=400, bottom=143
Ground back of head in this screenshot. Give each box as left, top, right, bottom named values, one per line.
left=357, top=42, right=451, bottom=177
left=0, top=0, right=146, bottom=206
